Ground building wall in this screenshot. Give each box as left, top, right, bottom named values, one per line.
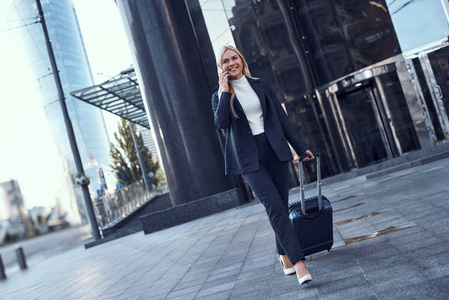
left=198, top=0, right=449, bottom=181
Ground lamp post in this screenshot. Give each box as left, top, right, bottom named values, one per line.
left=35, top=0, right=101, bottom=241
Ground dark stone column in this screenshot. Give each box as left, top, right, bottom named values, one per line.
left=116, top=0, right=234, bottom=206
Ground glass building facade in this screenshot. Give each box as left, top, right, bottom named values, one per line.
left=6, top=0, right=115, bottom=223
left=196, top=0, right=449, bottom=181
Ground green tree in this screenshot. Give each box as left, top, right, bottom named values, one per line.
left=110, top=118, right=159, bottom=187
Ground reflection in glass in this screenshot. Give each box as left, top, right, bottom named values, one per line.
left=377, top=72, right=421, bottom=153
left=288, top=0, right=400, bottom=85
left=336, top=87, right=389, bottom=167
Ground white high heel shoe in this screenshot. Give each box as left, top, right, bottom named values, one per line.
left=278, top=256, right=296, bottom=275
left=298, top=273, right=312, bottom=285
left=296, top=261, right=312, bottom=285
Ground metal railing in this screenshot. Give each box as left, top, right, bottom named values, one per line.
left=94, top=181, right=169, bottom=230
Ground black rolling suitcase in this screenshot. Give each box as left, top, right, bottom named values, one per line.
left=288, top=154, right=333, bottom=256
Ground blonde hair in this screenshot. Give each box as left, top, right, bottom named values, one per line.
left=217, top=45, right=252, bottom=119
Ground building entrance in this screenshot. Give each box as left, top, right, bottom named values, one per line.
left=335, top=84, right=392, bottom=168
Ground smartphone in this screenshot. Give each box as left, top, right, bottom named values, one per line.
left=218, top=65, right=229, bottom=83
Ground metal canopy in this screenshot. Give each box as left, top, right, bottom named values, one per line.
left=71, top=67, right=150, bottom=129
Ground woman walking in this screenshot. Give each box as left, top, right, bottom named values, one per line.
left=211, top=45, right=314, bottom=286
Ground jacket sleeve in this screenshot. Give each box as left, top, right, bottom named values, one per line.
left=265, top=80, right=309, bottom=156
left=211, top=91, right=232, bottom=129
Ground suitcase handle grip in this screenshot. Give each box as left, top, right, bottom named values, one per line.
left=299, top=154, right=314, bottom=162
left=299, top=154, right=322, bottom=215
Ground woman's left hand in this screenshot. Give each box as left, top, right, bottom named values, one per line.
left=301, top=150, right=314, bottom=162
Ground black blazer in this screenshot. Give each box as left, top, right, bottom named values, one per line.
left=211, top=77, right=308, bottom=175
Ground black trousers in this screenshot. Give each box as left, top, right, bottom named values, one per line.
left=243, top=133, right=305, bottom=265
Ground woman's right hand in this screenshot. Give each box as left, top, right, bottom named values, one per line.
left=219, top=70, right=230, bottom=92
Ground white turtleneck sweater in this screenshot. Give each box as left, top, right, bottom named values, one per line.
left=230, top=76, right=265, bottom=135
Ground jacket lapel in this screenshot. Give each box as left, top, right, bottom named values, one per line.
left=233, top=94, right=245, bottom=116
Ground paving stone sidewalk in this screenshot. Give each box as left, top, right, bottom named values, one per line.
left=1, top=158, right=449, bottom=300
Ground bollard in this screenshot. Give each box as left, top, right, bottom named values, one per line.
left=0, top=254, right=6, bottom=279
left=15, top=247, right=27, bottom=270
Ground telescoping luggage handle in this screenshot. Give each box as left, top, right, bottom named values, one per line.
left=299, top=154, right=322, bottom=216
